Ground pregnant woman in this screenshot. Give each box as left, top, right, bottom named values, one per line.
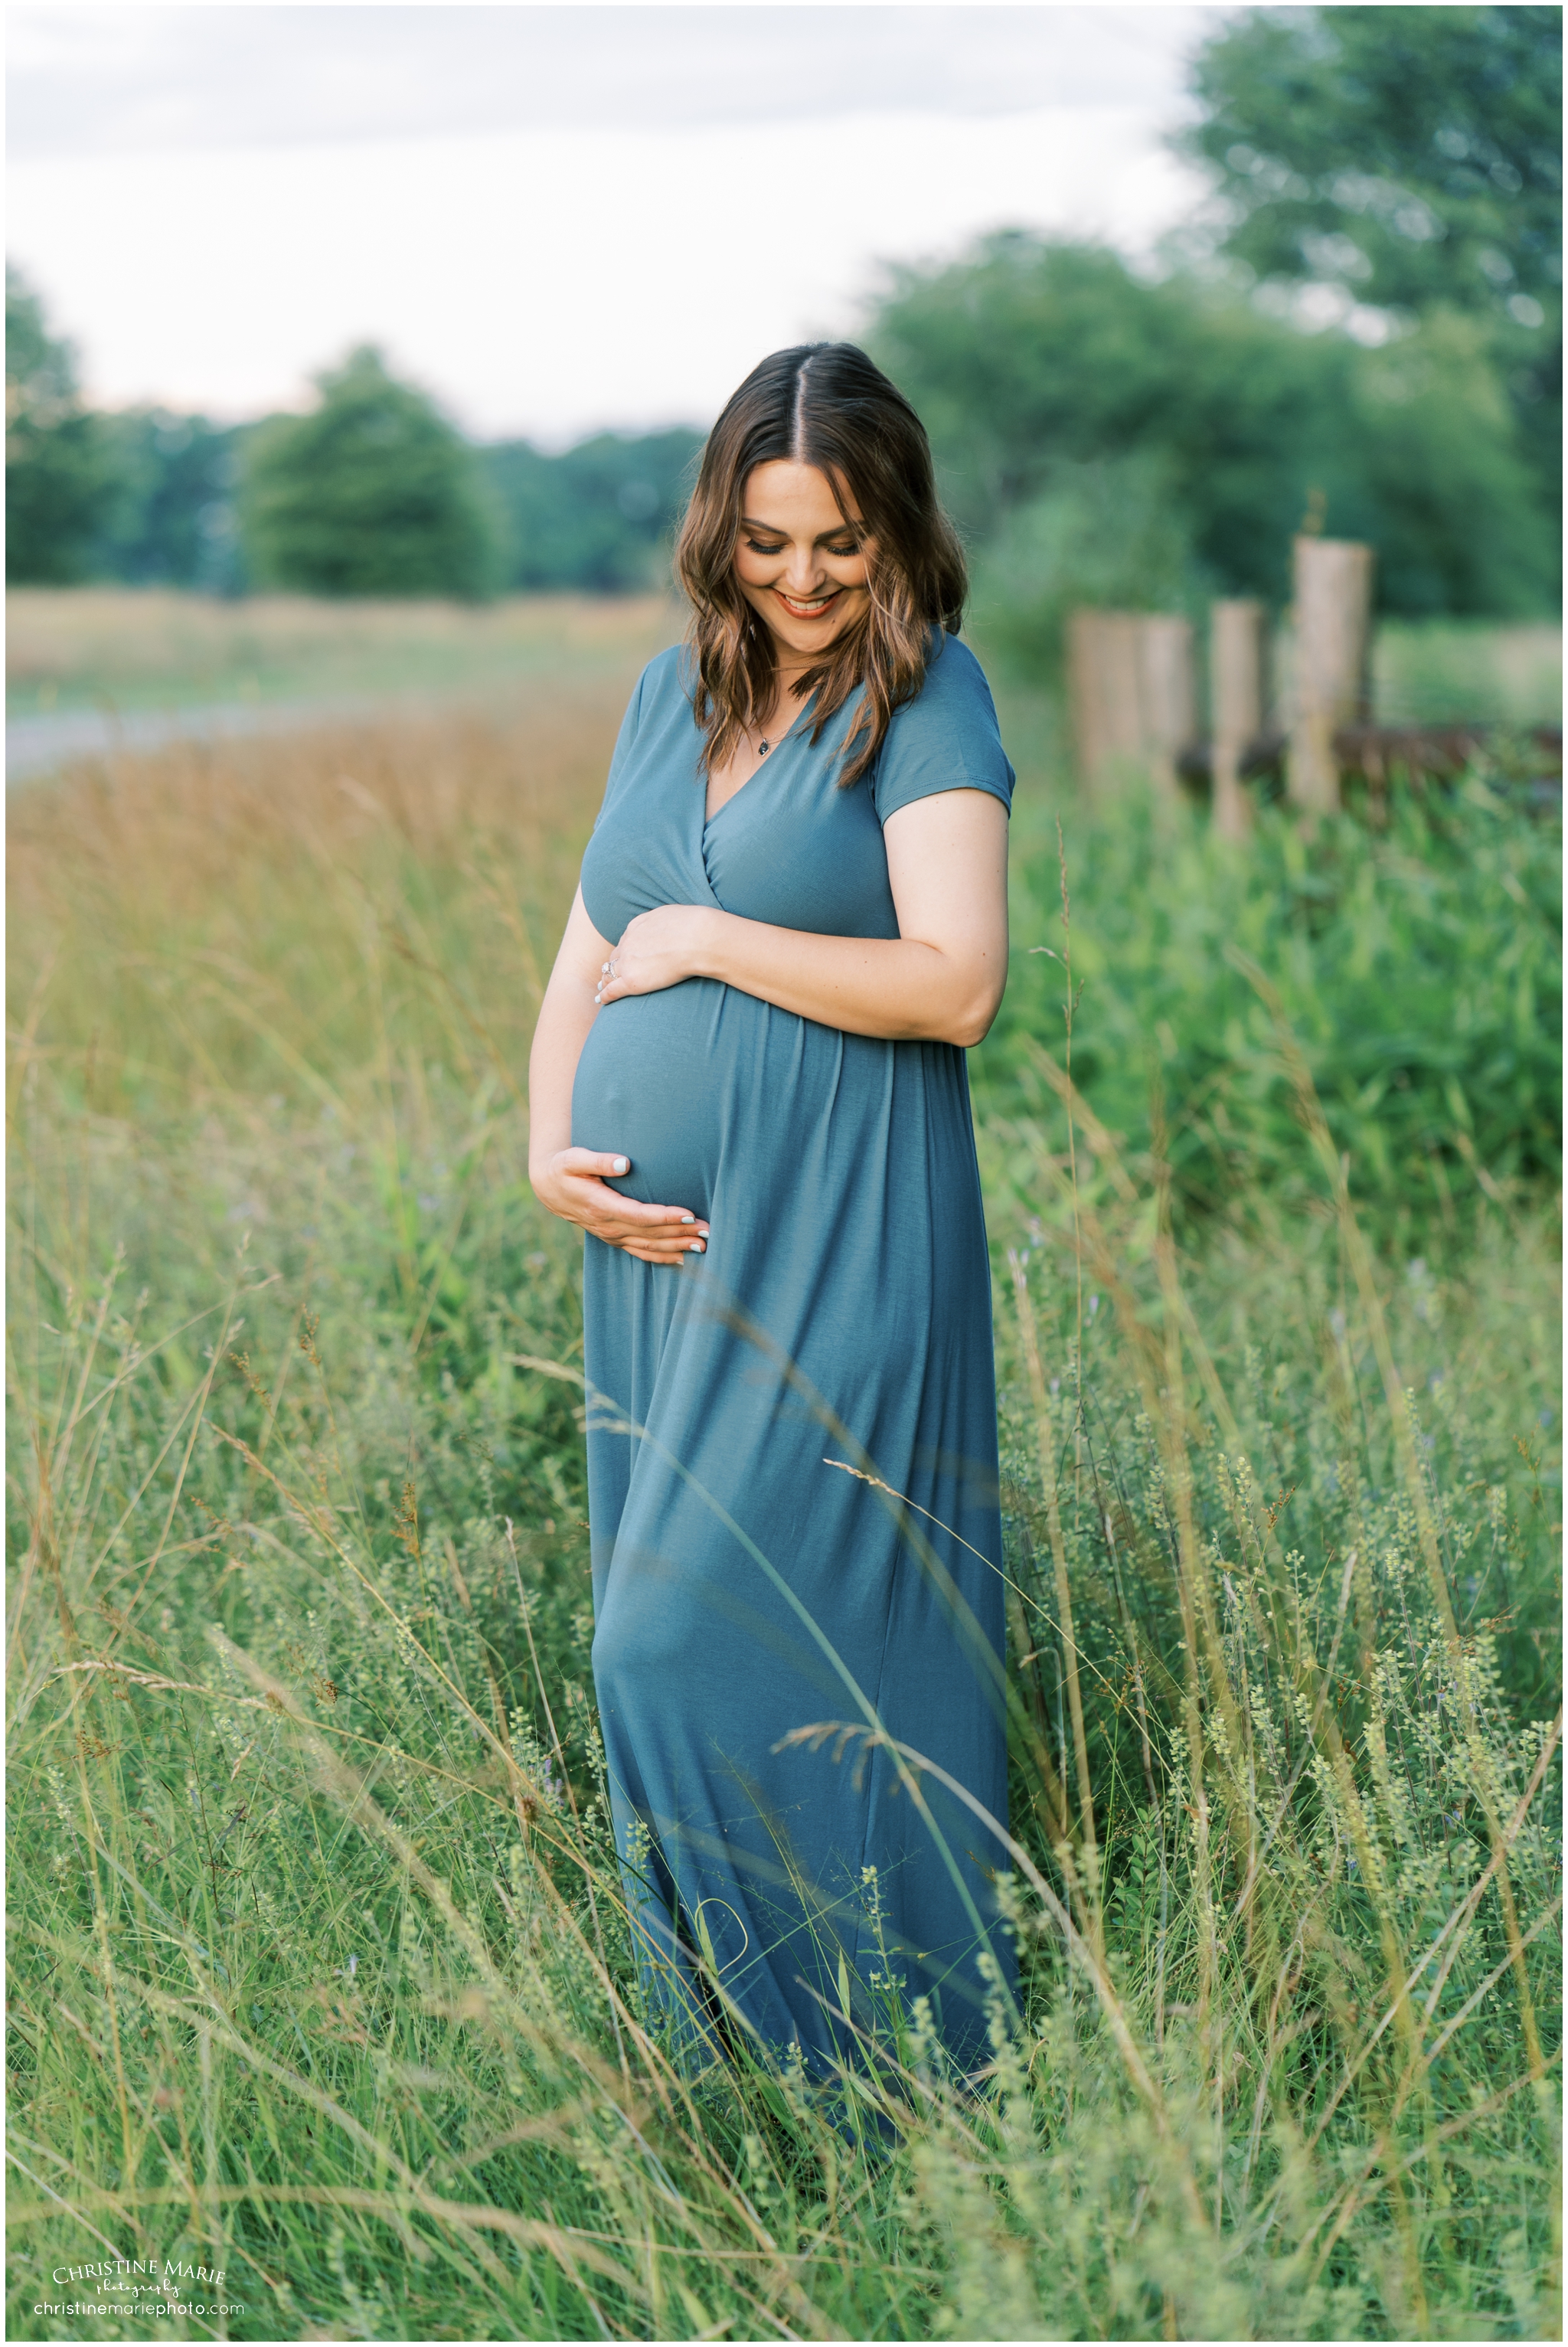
left=528, top=344, right=1015, bottom=2084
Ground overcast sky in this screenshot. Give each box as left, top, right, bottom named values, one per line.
left=8, top=5, right=1234, bottom=443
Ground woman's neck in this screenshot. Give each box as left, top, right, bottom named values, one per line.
left=751, top=653, right=813, bottom=737
left=773, top=650, right=817, bottom=695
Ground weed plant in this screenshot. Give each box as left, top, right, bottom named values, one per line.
left=7, top=676, right=1561, bottom=2339
left=982, top=778, right=1561, bottom=1226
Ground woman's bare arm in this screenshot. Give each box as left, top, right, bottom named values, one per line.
left=528, top=887, right=710, bottom=1264
left=591, top=789, right=1009, bottom=1046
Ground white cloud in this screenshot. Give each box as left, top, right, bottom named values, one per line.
left=9, top=5, right=1227, bottom=152
left=6, top=5, right=1224, bottom=441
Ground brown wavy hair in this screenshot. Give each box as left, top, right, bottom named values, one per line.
left=674, top=343, right=967, bottom=788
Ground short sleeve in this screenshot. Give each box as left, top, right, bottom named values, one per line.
left=871, top=633, right=1015, bottom=826
left=591, top=648, right=668, bottom=829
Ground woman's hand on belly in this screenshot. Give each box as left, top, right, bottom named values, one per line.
left=594, top=904, right=716, bottom=1005
left=532, top=1146, right=710, bottom=1267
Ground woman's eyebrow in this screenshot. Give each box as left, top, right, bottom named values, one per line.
left=740, top=516, right=864, bottom=541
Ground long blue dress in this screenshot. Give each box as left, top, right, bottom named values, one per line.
left=571, top=632, right=1015, bottom=2081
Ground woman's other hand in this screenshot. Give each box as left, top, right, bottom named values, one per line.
left=594, top=904, right=718, bottom=1007
left=531, top=1148, right=709, bottom=1266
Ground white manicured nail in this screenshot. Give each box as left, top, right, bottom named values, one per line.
left=690, top=1241, right=704, bottom=1254
left=612, top=1157, right=629, bottom=1173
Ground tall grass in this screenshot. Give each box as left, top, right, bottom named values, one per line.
left=8, top=665, right=1561, bottom=2339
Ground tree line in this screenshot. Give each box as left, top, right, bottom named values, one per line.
left=7, top=6, right=1559, bottom=655
left=4, top=296, right=705, bottom=603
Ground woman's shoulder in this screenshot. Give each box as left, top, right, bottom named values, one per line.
left=890, top=632, right=1007, bottom=745
left=596, top=642, right=693, bottom=816
left=873, top=630, right=1014, bottom=819
left=629, top=640, right=694, bottom=720
left=917, top=629, right=998, bottom=704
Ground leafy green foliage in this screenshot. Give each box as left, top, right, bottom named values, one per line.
left=1181, top=4, right=1562, bottom=536
left=90, top=407, right=246, bottom=593
left=967, top=449, right=1209, bottom=671
left=1183, top=6, right=1561, bottom=324
left=5, top=264, right=106, bottom=586
left=484, top=428, right=703, bottom=593
left=240, top=345, right=502, bottom=601
left=870, top=236, right=1557, bottom=639
left=978, top=776, right=1561, bottom=1227
left=871, top=8, right=1563, bottom=659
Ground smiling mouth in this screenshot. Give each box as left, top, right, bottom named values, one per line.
left=774, top=588, right=841, bottom=619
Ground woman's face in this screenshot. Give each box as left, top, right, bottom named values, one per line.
left=733, top=461, right=873, bottom=666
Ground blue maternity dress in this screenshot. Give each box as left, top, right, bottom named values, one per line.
left=572, top=631, right=1015, bottom=2081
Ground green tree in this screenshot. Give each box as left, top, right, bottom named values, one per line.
left=240, top=345, right=501, bottom=600
left=483, top=427, right=703, bottom=593
left=965, top=448, right=1206, bottom=672
left=870, top=234, right=1553, bottom=636
left=1184, top=6, right=1560, bottom=322
left=873, top=237, right=1353, bottom=560
left=5, top=263, right=106, bottom=585
left=92, top=409, right=244, bottom=593
left=1181, top=5, right=1561, bottom=521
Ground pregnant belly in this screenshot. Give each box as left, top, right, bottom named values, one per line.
left=571, top=979, right=733, bottom=1218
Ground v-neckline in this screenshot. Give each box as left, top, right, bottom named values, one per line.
left=703, top=704, right=810, bottom=832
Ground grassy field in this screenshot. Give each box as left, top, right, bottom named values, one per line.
left=5, top=591, right=683, bottom=720
left=6, top=587, right=1560, bottom=730
left=7, top=596, right=1561, bottom=2340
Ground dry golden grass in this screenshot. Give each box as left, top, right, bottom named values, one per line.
left=8, top=678, right=637, bottom=1125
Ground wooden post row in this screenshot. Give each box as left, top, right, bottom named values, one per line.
left=1069, top=540, right=1374, bottom=826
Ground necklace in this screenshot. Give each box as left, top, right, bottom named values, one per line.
left=753, top=688, right=804, bottom=760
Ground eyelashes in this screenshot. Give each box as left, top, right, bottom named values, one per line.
left=745, top=539, right=862, bottom=558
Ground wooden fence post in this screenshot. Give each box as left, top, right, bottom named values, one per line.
left=1288, top=537, right=1374, bottom=816
left=1138, top=616, right=1196, bottom=799
left=1068, top=611, right=1138, bottom=790
left=1210, top=599, right=1265, bottom=840
left=1067, top=609, right=1194, bottom=799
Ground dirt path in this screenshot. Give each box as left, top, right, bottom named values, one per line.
left=7, top=696, right=389, bottom=784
